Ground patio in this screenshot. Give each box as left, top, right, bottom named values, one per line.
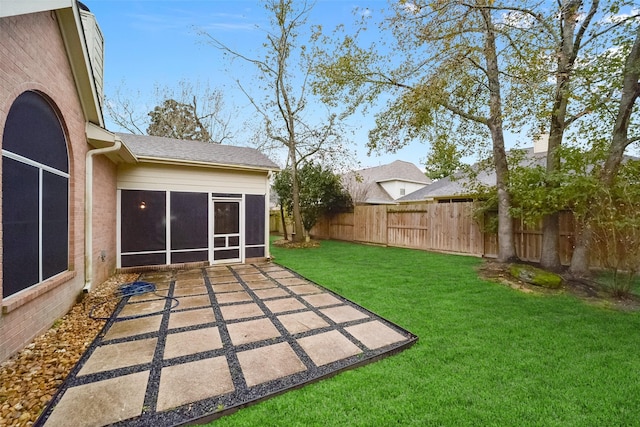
left=36, top=263, right=417, bottom=426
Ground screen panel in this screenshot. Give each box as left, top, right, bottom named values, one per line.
left=121, top=190, right=166, bottom=252
left=245, top=194, right=265, bottom=246
left=42, top=171, right=69, bottom=279
left=2, top=157, right=39, bottom=296
left=170, top=192, right=208, bottom=250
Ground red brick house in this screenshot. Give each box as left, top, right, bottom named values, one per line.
left=0, top=1, right=277, bottom=362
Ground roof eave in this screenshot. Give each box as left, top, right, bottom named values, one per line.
left=55, top=5, right=104, bottom=127
left=0, top=0, right=72, bottom=18
left=376, top=177, right=430, bottom=185
left=86, top=123, right=137, bottom=163
left=135, top=156, right=279, bottom=173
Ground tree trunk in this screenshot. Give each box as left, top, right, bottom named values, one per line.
left=481, top=8, right=518, bottom=263
left=569, top=218, right=592, bottom=277
left=279, top=204, right=288, bottom=240
left=289, top=146, right=305, bottom=242
left=569, top=26, right=640, bottom=274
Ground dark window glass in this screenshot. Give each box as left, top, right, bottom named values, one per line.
left=245, top=195, right=265, bottom=245
left=120, top=253, right=166, bottom=268
left=171, top=250, right=208, bottom=264
left=42, top=171, right=68, bottom=278
left=121, top=190, right=166, bottom=252
left=2, top=91, right=69, bottom=298
left=245, top=247, right=265, bottom=258
left=214, top=202, right=239, bottom=234
left=3, top=91, right=68, bottom=172
left=170, top=192, right=208, bottom=250
left=2, top=157, right=39, bottom=296
left=215, top=249, right=240, bottom=260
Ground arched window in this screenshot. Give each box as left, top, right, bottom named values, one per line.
left=2, top=91, right=69, bottom=297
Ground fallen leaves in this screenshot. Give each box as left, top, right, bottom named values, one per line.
left=0, top=273, right=137, bottom=427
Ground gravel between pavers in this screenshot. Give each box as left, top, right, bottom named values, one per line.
left=0, top=273, right=138, bottom=427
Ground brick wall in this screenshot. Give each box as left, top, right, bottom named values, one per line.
left=0, top=11, right=110, bottom=362
left=92, top=155, right=118, bottom=284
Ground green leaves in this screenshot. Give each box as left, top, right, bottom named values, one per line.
left=274, top=162, right=352, bottom=232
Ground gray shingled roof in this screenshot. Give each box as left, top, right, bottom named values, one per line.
left=353, top=160, right=431, bottom=184
left=116, top=133, right=279, bottom=170
left=343, top=160, right=430, bottom=204
left=399, top=148, right=546, bottom=202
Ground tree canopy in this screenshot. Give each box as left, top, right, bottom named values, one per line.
left=273, top=162, right=351, bottom=235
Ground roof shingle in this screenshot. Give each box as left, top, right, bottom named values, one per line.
left=116, top=133, right=279, bottom=170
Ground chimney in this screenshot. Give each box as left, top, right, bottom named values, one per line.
left=78, top=2, right=105, bottom=110
left=534, top=133, right=549, bottom=154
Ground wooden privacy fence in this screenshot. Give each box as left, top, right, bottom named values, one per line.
left=310, top=203, right=577, bottom=263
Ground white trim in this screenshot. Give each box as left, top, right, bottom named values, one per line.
left=116, top=189, right=122, bottom=269
left=165, top=191, right=171, bottom=265
left=0, top=0, right=72, bottom=19
left=38, top=169, right=43, bottom=283
left=2, top=150, right=70, bottom=178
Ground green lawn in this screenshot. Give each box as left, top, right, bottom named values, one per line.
left=209, top=240, right=640, bottom=426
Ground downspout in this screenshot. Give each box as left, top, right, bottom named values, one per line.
left=83, top=136, right=122, bottom=293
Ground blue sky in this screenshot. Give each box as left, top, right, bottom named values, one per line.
left=85, top=0, right=533, bottom=169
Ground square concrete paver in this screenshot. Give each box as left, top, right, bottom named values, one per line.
left=128, top=289, right=169, bottom=303
left=276, top=277, right=309, bottom=287
left=43, top=371, right=149, bottom=427
left=176, top=294, right=212, bottom=310
left=297, top=330, right=362, bottom=366
left=287, top=284, right=322, bottom=295
left=237, top=342, right=306, bottom=387
left=212, top=283, right=244, bottom=293
left=174, top=278, right=204, bottom=287
left=277, top=311, right=329, bottom=334
left=220, top=302, right=264, bottom=321
left=320, top=305, right=370, bottom=324
left=164, top=327, right=223, bottom=359
left=253, top=287, right=289, bottom=300
left=208, top=275, right=237, bottom=284
left=103, top=315, right=163, bottom=341
left=345, top=320, right=408, bottom=350
left=156, top=357, right=234, bottom=412
left=216, top=291, right=252, bottom=304
left=263, top=297, right=306, bottom=314
left=227, top=318, right=281, bottom=346
left=268, top=271, right=295, bottom=279
left=173, top=285, right=208, bottom=297
left=79, top=338, right=157, bottom=375
left=118, top=299, right=167, bottom=318
left=245, top=280, right=275, bottom=290
left=168, top=308, right=216, bottom=330
left=240, top=273, right=266, bottom=282
left=303, top=293, right=342, bottom=308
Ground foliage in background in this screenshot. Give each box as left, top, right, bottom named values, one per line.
left=590, top=159, right=640, bottom=297
left=273, top=162, right=351, bottom=234
left=424, top=134, right=463, bottom=180
left=105, top=79, right=234, bottom=143
left=147, top=98, right=214, bottom=142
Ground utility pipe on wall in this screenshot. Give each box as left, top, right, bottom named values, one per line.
left=84, top=134, right=122, bottom=292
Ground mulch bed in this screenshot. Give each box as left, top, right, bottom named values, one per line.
left=0, top=273, right=138, bottom=427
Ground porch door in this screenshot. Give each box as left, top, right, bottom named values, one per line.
left=212, top=198, right=242, bottom=263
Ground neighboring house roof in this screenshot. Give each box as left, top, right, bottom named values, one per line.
left=399, top=147, right=546, bottom=202
left=116, top=133, right=279, bottom=172
left=343, top=160, right=431, bottom=204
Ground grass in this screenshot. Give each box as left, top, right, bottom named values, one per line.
left=208, top=239, right=640, bottom=426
